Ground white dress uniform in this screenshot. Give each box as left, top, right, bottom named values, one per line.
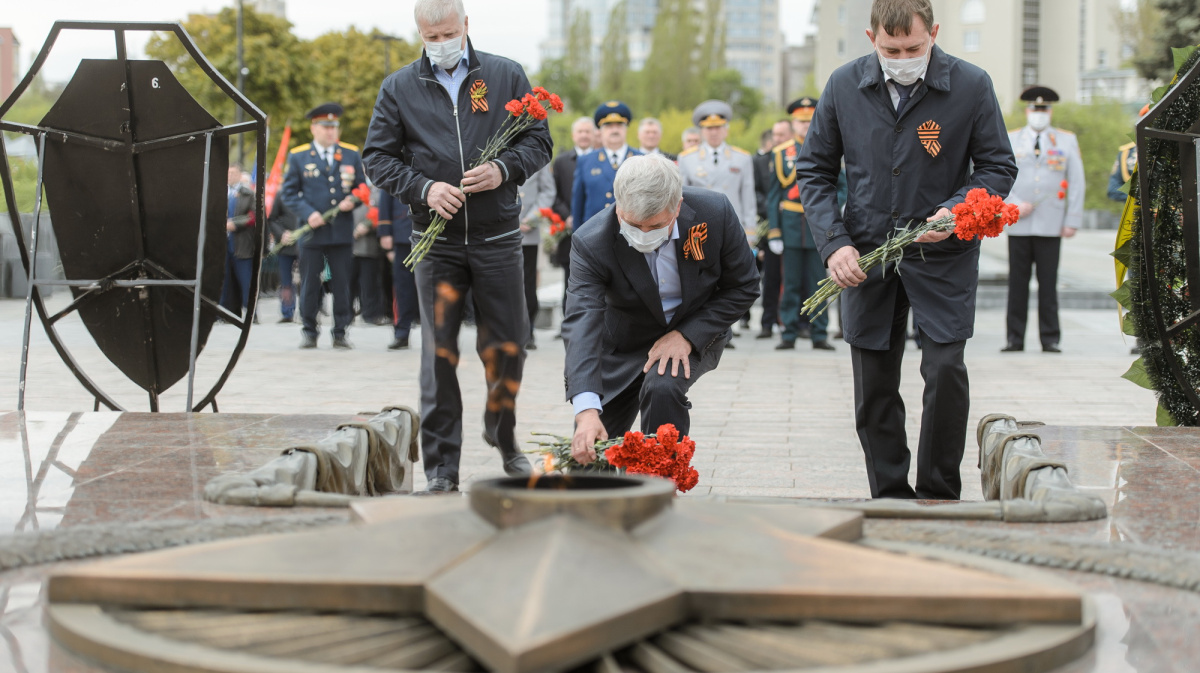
left=678, top=142, right=757, bottom=232
left=1003, top=123, right=1085, bottom=351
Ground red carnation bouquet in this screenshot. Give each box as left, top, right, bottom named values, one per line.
left=270, top=183, right=372, bottom=255
left=540, top=206, right=569, bottom=256
left=801, top=188, right=1019, bottom=317
left=528, top=423, right=700, bottom=493
left=405, top=87, right=564, bottom=268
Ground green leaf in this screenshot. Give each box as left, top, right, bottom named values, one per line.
left=1156, top=403, right=1177, bottom=427
left=1122, top=358, right=1155, bottom=390
left=1152, top=84, right=1169, bottom=103
left=1172, top=45, right=1198, bottom=74
left=1110, top=282, right=1133, bottom=311
left=1122, top=311, right=1138, bottom=337
left=1112, top=238, right=1133, bottom=268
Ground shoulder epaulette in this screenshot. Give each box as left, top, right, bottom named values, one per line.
left=730, top=146, right=750, bottom=155
left=771, top=139, right=795, bottom=155
left=338, top=142, right=360, bottom=151
left=1119, top=141, right=1136, bottom=152
left=290, top=143, right=311, bottom=154
left=1055, top=128, right=1075, bottom=135
left=678, top=146, right=699, bottom=157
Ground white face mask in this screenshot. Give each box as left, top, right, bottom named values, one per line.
left=1027, top=111, right=1051, bottom=132
left=619, top=218, right=673, bottom=254
left=425, top=34, right=465, bottom=70
left=878, top=39, right=931, bottom=86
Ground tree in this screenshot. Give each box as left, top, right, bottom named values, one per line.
left=563, top=7, right=594, bottom=109
left=1131, top=0, right=1200, bottom=83
left=145, top=6, right=314, bottom=164
left=598, top=1, right=631, bottom=102
left=535, top=57, right=591, bottom=115
left=703, top=68, right=762, bottom=121
left=640, top=0, right=702, bottom=114
left=698, top=0, right=727, bottom=72
left=307, top=28, right=421, bottom=148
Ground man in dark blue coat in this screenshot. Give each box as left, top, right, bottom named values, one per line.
left=796, top=0, right=1016, bottom=500
left=280, top=103, right=366, bottom=350
left=572, top=101, right=642, bottom=231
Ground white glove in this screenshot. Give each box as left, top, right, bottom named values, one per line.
left=768, top=239, right=784, bottom=255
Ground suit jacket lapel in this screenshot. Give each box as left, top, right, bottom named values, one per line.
left=612, top=220, right=668, bottom=326
left=669, top=201, right=701, bottom=329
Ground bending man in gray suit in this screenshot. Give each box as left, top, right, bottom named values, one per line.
left=563, top=155, right=760, bottom=463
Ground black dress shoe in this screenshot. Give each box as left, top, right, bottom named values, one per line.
left=368, top=316, right=392, bottom=326
left=526, top=336, right=537, bottom=350
left=483, top=431, right=533, bottom=477
left=1000, top=343, right=1024, bottom=352
left=332, top=336, right=354, bottom=350
left=1043, top=344, right=1061, bottom=353
left=725, top=341, right=736, bottom=349
left=755, top=329, right=773, bottom=339
left=425, top=477, right=459, bottom=493
left=775, top=339, right=796, bottom=350
left=812, top=340, right=835, bottom=351
left=388, top=336, right=410, bottom=350
left=300, top=334, right=317, bottom=349
left=278, top=316, right=294, bottom=324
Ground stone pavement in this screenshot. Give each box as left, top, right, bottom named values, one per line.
left=0, top=228, right=1155, bottom=497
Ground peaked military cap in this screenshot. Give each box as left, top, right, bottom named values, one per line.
left=693, top=99, right=733, bottom=127
left=787, top=96, right=818, bottom=121
left=306, top=102, right=344, bottom=125
left=1020, top=86, right=1059, bottom=108
left=594, top=101, right=633, bottom=127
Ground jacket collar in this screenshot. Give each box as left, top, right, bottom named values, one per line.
left=857, top=43, right=951, bottom=93
left=418, top=37, right=481, bottom=79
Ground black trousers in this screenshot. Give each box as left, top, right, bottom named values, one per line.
left=599, top=333, right=729, bottom=438
left=299, top=244, right=353, bottom=339
left=414, top=235, right=528, bottom=483
left=760, top=247, right=782, bottom=331
left=391, top=243, right=420, bottom=339
left=557, top=235, right=572, bottom=326
left=1006, top=236, right=1061, bottom=348
left=849, top=283, right=968, bottom=500
left=353, top=255, right=387, bottom=321
left=522, top=244, right=539, bottom=337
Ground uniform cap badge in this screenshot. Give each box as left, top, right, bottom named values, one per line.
left=917, top=120, right=942, bottom=158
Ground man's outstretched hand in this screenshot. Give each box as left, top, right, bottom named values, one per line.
left=571, top=409, right=607, bottom=465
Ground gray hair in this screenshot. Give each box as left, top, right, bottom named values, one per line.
left=613, top=155, right=684, bottom=221
left=571, top=116, right=596, bottom=132
left=681, top=126, right=701, bottom=142
left=414, top=0, right=465, bottom=26
left=638, top=117, right=662, bottom=131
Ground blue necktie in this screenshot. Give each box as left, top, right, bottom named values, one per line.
left=895, top=82, right=916, bottom=117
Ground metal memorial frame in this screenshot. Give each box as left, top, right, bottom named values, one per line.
left=1136, top=55, right=1200, bottom=414
left=0, top=22, right=268, bottom=412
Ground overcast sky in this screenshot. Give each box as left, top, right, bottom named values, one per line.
left=7, top=0, right=816, bottom=84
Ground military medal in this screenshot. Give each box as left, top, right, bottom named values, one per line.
left=340, top=164, right=355, bottom=192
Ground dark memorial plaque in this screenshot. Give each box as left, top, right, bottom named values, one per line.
left=0, top=22, right=267, bottom=411
left=39, top=60, right=227, bottom=393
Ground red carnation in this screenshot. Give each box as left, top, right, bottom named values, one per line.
left=950, top=188, right=1019, bottom=241
left=532, top=86, right=551, bottom=101
left=504, top=99, right=524, bottom=117
left=527, top=100, right=548, bottom=120
left=548, top=94, right=564, bottom=113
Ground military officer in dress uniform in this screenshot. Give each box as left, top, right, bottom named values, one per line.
left=770, top=97, right=835, bottom=351
left=280, top=102, right=366, bottom=350
left=1002, top=86, right=1084, bottom=353
left=1108, top=104, right=1147, bottom=203
left=572, top=101, right=642, bottom=230
left=677, top=100, right=757, bottom=237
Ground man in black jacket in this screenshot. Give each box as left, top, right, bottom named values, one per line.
left=363, top=0, right=552, bottom=492
left=220, top=164, right=257, bottom=319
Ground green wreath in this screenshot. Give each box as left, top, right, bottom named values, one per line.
left=1116, top=45, right=1200, bottom=425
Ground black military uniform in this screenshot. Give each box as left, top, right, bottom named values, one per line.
left=280, top=103, right=366, bottom=349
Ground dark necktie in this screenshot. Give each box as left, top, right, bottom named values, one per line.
left=610, top=153, right=619, bottom=170
left=894, top=82, right=916, bottom=117
left=1033, top=134, right=1041, bottom=158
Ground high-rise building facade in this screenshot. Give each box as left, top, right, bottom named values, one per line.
left=248, top=0, right=287, bottom=20
left=542, top=0, right=787, bottom=105
left=812, top=0, right=1147, bottom=112
left=0, top=28, right=19, bottom=101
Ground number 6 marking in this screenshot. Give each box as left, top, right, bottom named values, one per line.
left=151, top=78, right=160, bottom=89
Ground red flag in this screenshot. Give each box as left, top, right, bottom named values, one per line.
left=263, top=123, right=292, bottom=218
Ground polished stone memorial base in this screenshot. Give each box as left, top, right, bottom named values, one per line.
left=2, top=412, right=1199, bottom=672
